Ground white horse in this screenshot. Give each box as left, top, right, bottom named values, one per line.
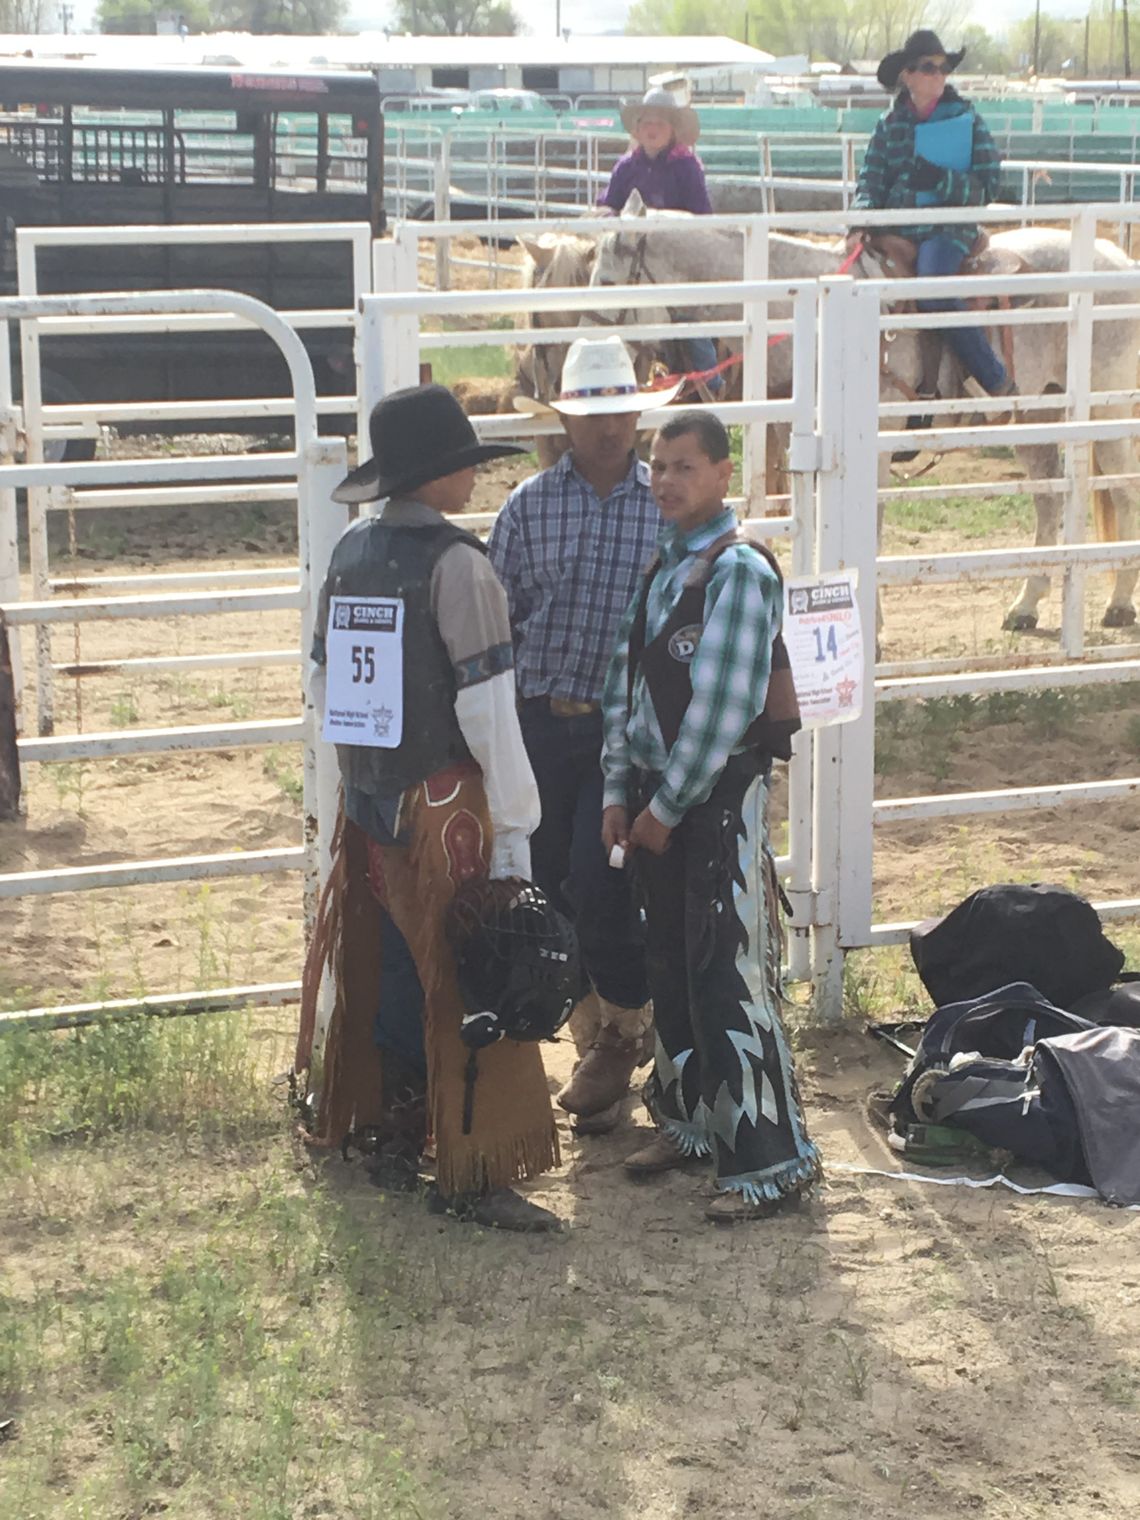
left=589, top=194, right=1140, bottom=632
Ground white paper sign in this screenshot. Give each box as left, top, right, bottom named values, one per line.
left=783, top=572, right=864, bottom=728
left=322, top=596, right=404, bottom=748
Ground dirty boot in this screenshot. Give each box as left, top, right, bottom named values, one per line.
left=571, top=1099, right=623, bottom=1136
left=623, top=1131, right=704, bottom=1177
left=567, top=990, right=603, bottom=1059
left=557, top=998, right=652, bottom=1118
left=362, top=1050, right=426, bottom=1191
left=428, top=1186, right=562, bottom=1233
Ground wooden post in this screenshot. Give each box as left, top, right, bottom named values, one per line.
left=0, top=617, right=20, bottom=821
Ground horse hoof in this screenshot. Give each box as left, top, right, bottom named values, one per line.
left=1002, top=612, right=1038, bottom=632
left=1102, top=605, right=1138, bottom=628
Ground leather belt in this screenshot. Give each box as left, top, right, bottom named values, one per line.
left=548, top=697, right=600, bottom=718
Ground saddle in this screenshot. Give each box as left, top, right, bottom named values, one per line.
left=864, top=231, right=1031, bottom=407
left=864, top=231, right=1029, bottom=283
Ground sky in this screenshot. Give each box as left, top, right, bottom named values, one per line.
left=59, top=0, right=1081, bottom=49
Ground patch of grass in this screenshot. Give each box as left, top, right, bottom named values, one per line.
left=876, top=683, right=1140, bottom=780
left=427, top=343, right=513, bottom=388
left=262, top=744, right=303, bottom=807
left=0, top=1010, right=275, bottom=1151
left=885, top=489, right=1035, bottom=539
left=205, top=682, right=256, bottom=721
left=0, top=1137, right=431, bottom=1519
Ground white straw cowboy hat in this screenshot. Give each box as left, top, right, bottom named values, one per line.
left=514, top=336, right=683, bottom=418
left=620, top=86, right=700, bottom=148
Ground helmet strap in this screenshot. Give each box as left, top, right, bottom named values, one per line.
left=462, top=1046, right=479, bottom=1136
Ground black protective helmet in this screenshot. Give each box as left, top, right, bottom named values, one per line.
left=445, top=878, right=578, bottom=1049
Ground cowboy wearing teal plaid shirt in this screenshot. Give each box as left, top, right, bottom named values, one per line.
left=600, top=409, right=819, bottom=1225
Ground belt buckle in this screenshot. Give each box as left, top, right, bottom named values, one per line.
left=550, top=697, right=597, bottom=718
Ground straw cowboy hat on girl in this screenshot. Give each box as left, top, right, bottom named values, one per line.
left=619, top=86, right=700, bottom=148
left=515, top=336, right=683, bottom=418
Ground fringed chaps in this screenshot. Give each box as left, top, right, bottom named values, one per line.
left=296, top=768, right=559, bottom=1195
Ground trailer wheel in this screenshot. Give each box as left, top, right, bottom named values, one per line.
left=39, top=369, right=97, bottom=464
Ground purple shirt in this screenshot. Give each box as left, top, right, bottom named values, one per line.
left=599, top=144, right=712, bottom=215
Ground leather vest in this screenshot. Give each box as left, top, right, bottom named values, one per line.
left=627, top=529, right=801, bottom=762
left=319, top=516, right=483, bottom=797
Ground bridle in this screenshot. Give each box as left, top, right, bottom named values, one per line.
left=581, top=230, right=655, bottom=329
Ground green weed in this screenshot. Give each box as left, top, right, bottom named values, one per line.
left=42, top=759, right=90, bottom=816
left=108, top=686, right=141, bottom=728
left=262, top=744, right=303, bottom=807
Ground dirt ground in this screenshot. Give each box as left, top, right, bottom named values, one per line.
left=2, top=437, right=1140, bottom=1517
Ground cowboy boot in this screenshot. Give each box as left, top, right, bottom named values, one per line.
left=427, top=1186, right=562, bottom=1233
left=556, top=997, right=652, bottom=1118
left=567, top=990, right=602, bottom=1059
left=364, top=1051, right=427, bottom=1192
left=623, top=1131, right=704, bottom=1177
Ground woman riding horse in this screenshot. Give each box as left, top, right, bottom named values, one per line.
left=849, top=30, right=1015, bottom=403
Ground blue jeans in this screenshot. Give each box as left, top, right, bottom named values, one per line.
left=519, top=701, right=648, bottom=1010
left=915, top=235, right=1007, bottom=393
left=374, top=907, right=426, bottom=1076
left=685, top=336, right=724, bottom=393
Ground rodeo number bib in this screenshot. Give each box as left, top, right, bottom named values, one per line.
left=782, top=572, right=864, bottom=727
left=322, top=596, right=404, bottom=748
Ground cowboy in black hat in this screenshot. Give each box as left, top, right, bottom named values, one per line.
left=298, top=384, right=564, bottom=1232
left=849, top=30, right=1014, bottom=401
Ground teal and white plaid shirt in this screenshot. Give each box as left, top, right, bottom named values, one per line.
left=601, top=506, right=782, bottom=829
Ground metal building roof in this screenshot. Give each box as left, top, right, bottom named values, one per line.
left=0, top=32, right=774, bottom=71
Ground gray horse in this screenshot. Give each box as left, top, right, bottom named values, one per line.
left=588, top=196, right=1139, bottom=632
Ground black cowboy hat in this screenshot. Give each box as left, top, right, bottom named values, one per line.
left=877, top=30, right=966, bottom=92
left=332, top=383, right=526, bottom=504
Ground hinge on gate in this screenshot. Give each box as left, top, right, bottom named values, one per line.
left=783, top=886, right=833, bottom=928
left=0, top=406, right=22, bottom=461
left=788, top=431, right=822, bottom=473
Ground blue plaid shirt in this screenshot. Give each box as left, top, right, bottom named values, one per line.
left=488, top=450, right=661, bottom=704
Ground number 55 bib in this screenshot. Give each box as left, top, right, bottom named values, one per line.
left=322, top=596, right=404, bottom=748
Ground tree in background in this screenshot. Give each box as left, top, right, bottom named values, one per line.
left=212, top=0, right=347, bottom=30
left=97, top=0, right=210, bottom=30
left=390, top=0, right=518, bottom=34
left=0, top=0, right=55, bottom=26
left=956, top=21, right=1013, bottom=75
left=97, top=0, right=344, bottom=31
left=1007, top=12, right=1081, bottom=73
left=627, top=0, right=969, bottom=67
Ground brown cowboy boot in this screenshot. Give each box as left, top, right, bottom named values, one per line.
left=363, top=1052, right=427, bottom=1192
left=623, top=1131, right=704, bottom=1177
left=556, top=997, right=652, bottom=1118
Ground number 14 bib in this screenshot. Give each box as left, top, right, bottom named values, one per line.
left=322, top=596, right=404, bottom=748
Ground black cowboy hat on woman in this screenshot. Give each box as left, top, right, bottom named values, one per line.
left=850, top=29, right=1015, bottom=401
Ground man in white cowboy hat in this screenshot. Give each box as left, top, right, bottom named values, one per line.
left=489, top=337, right=682, bottom=1132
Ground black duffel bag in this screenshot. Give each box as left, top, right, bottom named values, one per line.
left=910, top=883, right=1125, bottom=1010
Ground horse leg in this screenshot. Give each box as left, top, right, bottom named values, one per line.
left=875, top=453, right=891, bottom=656
left=1004, top=439, right=1062, bottom=630
left=1092, top=434, right=1139, bottom=627
left=764, top=421, right=789, bottom=508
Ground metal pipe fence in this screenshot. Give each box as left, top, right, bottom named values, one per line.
left=0, top=287, right=347, bottom=1035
